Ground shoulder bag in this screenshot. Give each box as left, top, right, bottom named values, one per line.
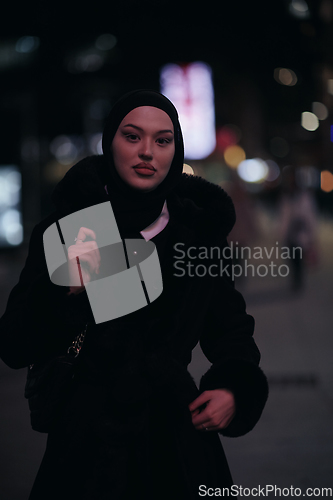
left=24, top=324, right=88, bottom=433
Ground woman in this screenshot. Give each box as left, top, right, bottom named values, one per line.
left=0, top=90, right=268, bottom=499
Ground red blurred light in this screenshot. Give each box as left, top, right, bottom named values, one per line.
left=216, top=126, right=239, bottom=152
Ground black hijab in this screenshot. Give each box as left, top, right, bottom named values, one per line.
left=101, top=90, right=184, bottom=238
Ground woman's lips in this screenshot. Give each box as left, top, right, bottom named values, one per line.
left=133, top=162, right=156, bottom=176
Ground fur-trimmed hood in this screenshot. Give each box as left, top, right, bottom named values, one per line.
left=52, top=155, right=236, bottom=239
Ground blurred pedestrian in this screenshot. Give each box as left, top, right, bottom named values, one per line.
left=0, top=90, right=268, bottom=500
left=226, top=174, right=260, bottom=283
left=279, top=168, right=319, bottom=290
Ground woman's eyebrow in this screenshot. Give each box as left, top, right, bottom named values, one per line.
left=123, top=123, right=143, bottom=131
left=123, top=123, right=174, bottom=134
left=158, top=129, right=174, bottom=134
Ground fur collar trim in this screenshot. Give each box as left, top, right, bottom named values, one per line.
left=173, top=172, right=236, bottom=238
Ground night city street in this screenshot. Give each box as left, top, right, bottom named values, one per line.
left=1, top=0, right=333, bottom=498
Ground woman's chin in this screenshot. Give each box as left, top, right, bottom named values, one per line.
left=125, top=177, right=160, bottom=193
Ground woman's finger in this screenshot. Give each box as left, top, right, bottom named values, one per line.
left=68, top=242, right=101, bottom=274
left=190, top=409, right=201, bottom=418
left=75, top=227, right=97, bottom=243
left=191, top=389, right=236, bottom=431
left=68, top=250, right=99, bottom=285
left=194, top=421, right=212, bottom=432
left=191, top=408, right=210, bottom=428
left=68, top=227, right=101, bottom=286
left=188, top=391, right=211, bottom=413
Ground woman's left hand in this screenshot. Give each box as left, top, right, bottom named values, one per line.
left=188, top=389, right=236, bottom=432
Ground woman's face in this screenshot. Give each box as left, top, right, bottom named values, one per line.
left=111, top=106, right=175, bottom=192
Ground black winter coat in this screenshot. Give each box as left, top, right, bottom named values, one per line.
left=0, top=156, right=268, bottom=500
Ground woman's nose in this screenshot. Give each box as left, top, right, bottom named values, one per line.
left=138, top=138, right=153, bottom=160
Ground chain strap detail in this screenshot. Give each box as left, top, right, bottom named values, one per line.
left=67, top=323, right=88, bottom=358
left=28, top=324, right=89, bottom=370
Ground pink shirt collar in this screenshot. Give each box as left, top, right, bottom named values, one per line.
left=140, top=200, right=169, bottom=241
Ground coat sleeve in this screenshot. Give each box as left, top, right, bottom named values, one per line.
left=0, top=220, right=91, bottom=369
left=198, top=240, right=268, bottom=437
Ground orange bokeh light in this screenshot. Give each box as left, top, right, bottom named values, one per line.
left=321, top=170, right=333, bottom=192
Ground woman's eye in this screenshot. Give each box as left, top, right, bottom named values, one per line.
left=157, top=138, right=171, bottom=145
left=125, top=134, right=139, bottom=141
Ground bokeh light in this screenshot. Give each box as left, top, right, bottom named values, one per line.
left=321, top=170, right=333, bottom=192
left=289, top=0, right=310, bottom=19
left=0, top=166, right=23, bottom=247
left=274, top=67, right=298, bottom=86
left=15, top=36, right=40, bottom=53
left=1, top=209, right=23, bottom=245
left=50, top=135, right=83, bottom=165
left=183, top=164, right=194, bottom=175
left=265, top=160, right=281, bottom=182
left=237, top=159, right=269, bottom=183
left=216, top=125, right=241, bottom=152
left=312, top=102, right=328, bottom=121
left=95, top=34, right=117, bottom=51
left=328, top=79, right=333, bottom=95
left=301, top=112, right=319, bottom=131
left=0, top=168, right=21, bottom=207
left=67, top=51, right=104, bottom=74
left=224, top=145, right=246, bottom=168
left=88, top=133, right=103, bottom=155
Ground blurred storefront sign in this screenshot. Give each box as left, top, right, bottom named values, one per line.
left=160, top=61, right=216, bottom=160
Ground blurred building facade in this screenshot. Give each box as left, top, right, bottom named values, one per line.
left=0, top=0, right=332, bottom=248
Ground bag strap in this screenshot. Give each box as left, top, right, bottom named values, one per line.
left=27, top=324, right=89, bottom=372
left=66, top=323, right=88, bottom=358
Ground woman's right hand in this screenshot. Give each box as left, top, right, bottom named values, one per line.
left=67, top=227, right=101, bottom=295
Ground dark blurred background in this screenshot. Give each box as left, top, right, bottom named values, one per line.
left=1, top=0, right=333, bottom=498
